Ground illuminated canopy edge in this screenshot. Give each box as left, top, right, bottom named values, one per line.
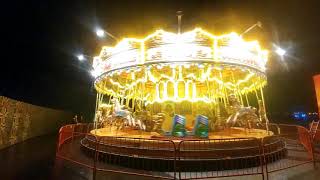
left=92, top=28, right=268, bottom=78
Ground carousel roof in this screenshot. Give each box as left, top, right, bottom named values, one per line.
left=92, top=28, right=268, bottom=78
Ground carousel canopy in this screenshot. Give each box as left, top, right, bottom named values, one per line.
left=92, top=28, right=268, bottom=105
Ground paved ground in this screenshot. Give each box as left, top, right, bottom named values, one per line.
left=0, top=134, right=58, bottom=180
left=0, top=134, right=319, bottom=180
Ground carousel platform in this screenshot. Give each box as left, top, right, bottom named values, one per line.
left=80, top=127, right=286, bottom=171
left=89, top=126, right=273, bottom=139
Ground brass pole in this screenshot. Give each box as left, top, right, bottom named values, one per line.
left=245, top=92, right=250, bottom=106
left=260, top=86, right=269, bottom=134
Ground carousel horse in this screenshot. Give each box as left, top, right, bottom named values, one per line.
left=226, top=94, right=261, bottom=128
left=110, top=98, right=146, bottom=130
left=133, top=110, right=151, bottom=130
left=151, top=113, right=165, bottom=132
left=111, top=98, right=135, bottom=127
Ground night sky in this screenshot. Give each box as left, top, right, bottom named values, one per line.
left=1, top=0, right=320, bottom=120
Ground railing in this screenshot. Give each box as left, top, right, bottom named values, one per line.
left=314, top=130, right=320, bottom=162
left=56, top=123, right=319, bottom=180
left=177, top=138, right=264, bottom=179
left=56, top=123, right=97, bottom=178
left=96, top=136, right=177, bottom=179
left=262, top=125, right=316, bottom=180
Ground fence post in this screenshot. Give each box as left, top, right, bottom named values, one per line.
left=71, top=124, right=75, bottom=143
left=258, top=138, right=265, bottom=180
left=177, top=141, right=183, bottom=180
left=261, top=137, right=269, bottom=180
left=93, top=136, right=99, bottom=180
left=56, top=127, right=62, bottom=156
left=311, top=134, right=317, bottom=170
left=171, top=141, right=177, bottom=180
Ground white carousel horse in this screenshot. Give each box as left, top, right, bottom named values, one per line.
left=110, top=98, right=146, bottom=130
left=111, top=98, right=135, bottom=127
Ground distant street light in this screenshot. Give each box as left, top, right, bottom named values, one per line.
left=76, top=27, right=119, bottom=78
left=77, top=54, right=85, bottom=61
left=95, top=27, right=119, bottom=41
left=240, top=21, right=262, bottom=37
left=90, top=69, right=99, bottom=78
left=275, top=47, right=286, bottom=56
left=96, top=29, right=105, bottom=37
left=240, top=22, right=287, bottom=58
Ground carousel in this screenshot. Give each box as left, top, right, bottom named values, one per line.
left=81, top=28, right=285, bottom=170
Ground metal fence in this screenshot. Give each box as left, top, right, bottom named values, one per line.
left=56, top=123, right=97, bottom=179
left=96, top=136, right=177, bottom=179
left=314, top=130, right=320, bottom=162
left=176, top=138, right=264, bottom=179
left=261, top=125, right=316, bottom=180
left=55, top=123, right=318, bottom=180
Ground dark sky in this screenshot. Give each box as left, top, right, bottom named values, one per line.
left=1, top=0, right=320, bottom=118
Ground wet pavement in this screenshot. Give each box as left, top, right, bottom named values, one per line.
left=0, top=134, right=58, bottom=180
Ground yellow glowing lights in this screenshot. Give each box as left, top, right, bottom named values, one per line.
left=93, top=28, right=268, bottom=77
left=93, top=28, right=268, bottom=105
left=94, top=63, right=266, bottom=105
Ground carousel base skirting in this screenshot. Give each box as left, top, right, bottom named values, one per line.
left=79, top=127, right=286, bottom=171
